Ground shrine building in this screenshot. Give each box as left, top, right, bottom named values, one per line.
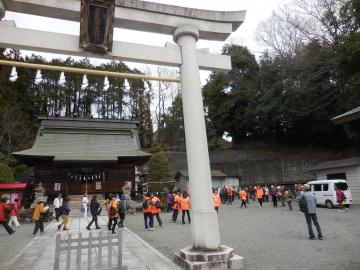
left=12, top=117, right=151, bottom=198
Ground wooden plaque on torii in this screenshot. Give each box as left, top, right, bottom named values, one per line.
left=79, top=0, right=115, bottom=54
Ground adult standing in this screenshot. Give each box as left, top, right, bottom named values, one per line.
left=53, top=193, right=63, bottom=222
left=107, top=193, right=119, bottom=234
left=151, top=192, right=163, bottom=227
left=336, top=187, right=347, bottom=212
left=32, top=197, right=48, bottom=235
left=82, top=194, right=89, bottom=218
left=301, top=184, right=323, bottom=240
left=0, top=198, right=15, bottom=235
left=213, top=190, right=221, bottom=213
left=284, top=189, right=294, bottom=211
left=143, top=192, right=154, bottom=231
left=172, top=191, right=181, bottom=223
left=180, top=191, right=191, bottom=224
left=118, top=192, right=127, bottom=228
left=86, top=195, right=101, bottom=230
left=8, top=198, right=21, bottom=228
left=165, top=191, right=173, bottom=213
left=255, top=186, right=264, bottom=207
left=270, top=185, right=278, bottom=208
left=264, top=186, right=269, bottom=202
left=240, top=188, right=247, bottom=208
left=58, top=197, right=70, bottom=231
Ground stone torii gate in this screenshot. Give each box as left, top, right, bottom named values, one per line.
left=0, top=0, right=246, bottom=268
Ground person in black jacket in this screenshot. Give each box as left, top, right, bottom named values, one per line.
left=57, top=197, right=70, bottom=231
left=86, top=195, right=101, bottom=230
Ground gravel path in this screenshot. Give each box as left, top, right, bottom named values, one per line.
left=125, top=199, right=360, bottom=270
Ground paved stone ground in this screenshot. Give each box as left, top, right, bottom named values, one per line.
left=125, top=199, right=360, bottom=270
left=0, top=216, right=180, bottom=270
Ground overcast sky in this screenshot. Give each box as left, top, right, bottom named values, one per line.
left=4, top=0, right=288, bottom=63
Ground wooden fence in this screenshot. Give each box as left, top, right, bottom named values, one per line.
left=54, top=230, right=126, bottom=270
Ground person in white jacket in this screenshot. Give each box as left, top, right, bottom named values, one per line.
left=82, top=194, right=89, bottom=218
left=53, top=194, right=63, bottom=222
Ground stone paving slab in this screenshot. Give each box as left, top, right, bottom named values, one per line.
left=2, top=215, right=181, bottom=270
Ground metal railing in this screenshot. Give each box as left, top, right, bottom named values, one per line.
left=54, top=230, right=126, bottom=270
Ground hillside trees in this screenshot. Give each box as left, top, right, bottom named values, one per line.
left=147, top=152, right=173, bottom=192
left=203, top=0, right=359, bottom=148
left=0, top=52, right=155, bottom=167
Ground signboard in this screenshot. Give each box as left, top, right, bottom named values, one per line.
left=54, top=183, right=61, bottom=191
left=96, top=181, right=102, bottom=190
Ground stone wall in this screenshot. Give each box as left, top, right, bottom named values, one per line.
left=165, top=149, right=325, bottom=186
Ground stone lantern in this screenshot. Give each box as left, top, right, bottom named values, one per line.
left=33, top=182, right=45, bottom=202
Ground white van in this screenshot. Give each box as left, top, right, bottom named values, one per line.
left=306, top=179, right=353, bottom=209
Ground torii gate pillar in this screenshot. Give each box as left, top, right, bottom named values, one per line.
left=173, top=25, right=244, bottom=269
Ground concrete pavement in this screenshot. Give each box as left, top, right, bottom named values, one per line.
left=1, top=215, right=181, bottom=270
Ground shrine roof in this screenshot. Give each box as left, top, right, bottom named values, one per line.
left=13, top=117, right=151, bottom=164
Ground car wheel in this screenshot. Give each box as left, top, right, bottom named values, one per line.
left=325, top=200, right=334, bottom=209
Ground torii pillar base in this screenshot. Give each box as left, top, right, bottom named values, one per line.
left=174, top=245, right=244, bottom=270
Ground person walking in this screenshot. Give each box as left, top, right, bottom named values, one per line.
left=0, top=198, right=15, bottom=235
left=58, top=197, right=70, bottom=231
left=165, top=191, right=173, bottom=213
left=270, top=185, right=278, bottom=207
left=180, top=191, right=191, bottom=224
left=86, top=195, right=101, bottom=230
left=240, top=188, right=247, bottom=208
left=143, top=192, right=154, bottom=231
left=82, top=194, right=89, bottom=218
left=336, top=187, right=347, bottom=212
left=264, top=186, right=269, bottom=202
left=151, top=192, right=163, bottom=227
left=8, top=198, right=21, bottom=228
left=33, top=197, right=48, bottom=235
left=118, top=192, right=127, bottom=228
left=53, top=193, right=63, bottom=221
left=107, top=193, right=119, bottom=234
left=279, top=185, right=286, bottom=207
left=172, top=191, right=181, bottom=223
left=255, top=186, right=264, bottom=207
left=301, top=184, right=323, bottom=240
left=213, top=189, right=221, bottom=213
left=284, top=189, right=294, bottom=211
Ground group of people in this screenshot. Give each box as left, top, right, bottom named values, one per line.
left=139, top=190, right=192, bottom=231
left=217, top=184, right=297, bottom=210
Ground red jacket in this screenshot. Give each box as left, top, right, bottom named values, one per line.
left=0, top=202, right=10, bottom=221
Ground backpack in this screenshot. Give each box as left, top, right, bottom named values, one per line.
left=58, top=205, right=64, bottom=215
left=142, top=200, right=149, bottom=209
left=299, top=196, right=308, bottom=214
left=155, top=200, right=162, bottom=209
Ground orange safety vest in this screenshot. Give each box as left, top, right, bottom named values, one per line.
left=172, top=194, right=181, bottom=210
left=180, top=197, right=191, bottom=210
left=108, top=199, right=119, bottom=218
left=151, top=197, right=161, bottom=214
left=240, top=190, right=247, bottom=201
left=213, top=193, right=221, bottom=208
left=256, top=188, right=264, bottom=199
left=143, top=196, right=154, bottom=213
